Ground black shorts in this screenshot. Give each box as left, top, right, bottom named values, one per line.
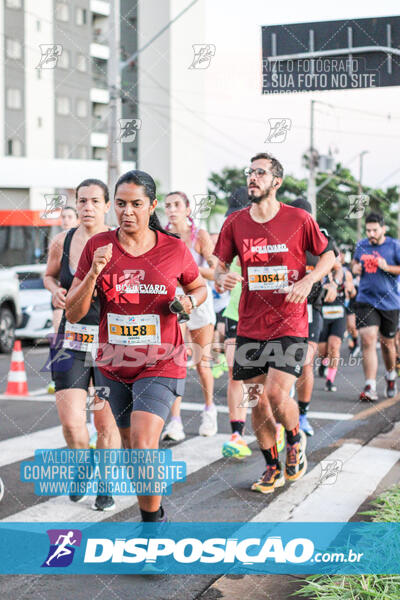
left=95, top=371, right=185, bottom=428
left=215, top=309, right=226, bottom=327
left=224, top=317, right=238, bottom=340
left=319, top=316, right=347, bottom=342
left=232, top=335, right=308, bottom=381
left=52, top=348, right=99, bottom=393
left=308, top=306, right=323, bottom=342
left=355, top=302, right=399, bottom=339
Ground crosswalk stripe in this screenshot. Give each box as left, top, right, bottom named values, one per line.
left=252, top=442, right=400, bottom=523
left=3, top=434, right=255, bottom=522
left=0, top=427, right=65, bottom=468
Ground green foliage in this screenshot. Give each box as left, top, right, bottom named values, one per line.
left=206, top=164, right=399, bottom=245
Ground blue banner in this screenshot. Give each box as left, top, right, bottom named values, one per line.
left=0, top=522, right=399, bottom=574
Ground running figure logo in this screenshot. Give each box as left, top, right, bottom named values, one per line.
left=41, top=194, right=67, bottom=220
left=345, top=195, right=370, bottom=219
left=116, top=119, right=142, bottom=143
left=188, top=44, right=216, bottom=69
left=36, top=44, right=63, bottom=69
left=265, top=118, right=291, bottom=143
left=42, top=529, right=82, bottom=568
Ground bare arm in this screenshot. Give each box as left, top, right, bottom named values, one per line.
left=197, top=230, right=217, bottom=281
left=43, top=231, right=68, bottom=309
left=351, top=259, right=362, bottom=276
left=65, top=243, right=112, bottom=323
left=213, top=258, right=243, bottom=293
left=178, top=275, right=208, bottom=313
left=286, top=250, right=336, bottom=304
left=377, top=256, right=400, bottom=275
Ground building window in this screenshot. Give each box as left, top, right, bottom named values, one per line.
left=56, top=96, right=70, bottom=115
left=56, top=143, right=70, bottom=158
left=5, top=0, right=22, bottom=8
left=76, top=8, right=87, bottom=26
left=55, top=2, right=69, bottom=22
left=6, top=88, right=22, bottom=109
left=78, top=145, right=88, bottom=159
left=6, top=38, right=22, bottom=59
left=7, top=139, right=22, bottom=156
left=76, top=53, right=87, bottom=72
left=76, top=99, right=88, bottom=118
left=57, top=49, right=70, bottom=69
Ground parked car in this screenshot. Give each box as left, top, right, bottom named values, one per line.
left=0, top=269, right=22, bottom=353
left=10, top=265, right=54, bottom=342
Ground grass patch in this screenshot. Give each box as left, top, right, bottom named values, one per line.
left=294, top=485, right=400, bottom=600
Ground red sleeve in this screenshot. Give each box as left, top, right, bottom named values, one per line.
left=75, top=238, right=94, bottom=281
left=213, top=217, right=236, bottom=265
left=303, top=215, right=329, bottom=256
left=178, top=243, right=200, bottom=287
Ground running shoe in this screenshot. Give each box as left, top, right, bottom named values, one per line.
left=89, top=432, right=97, bottom=449
left=385, top=378, right=398, bottom=399
left=92, top=495, right=115, bottom=511
left=222, top=433, right=252, bottom=459
left=251, top=465, right=285, bottom=494
left=360, top=385, right=378, bottom=402
left=276, top=423, right=285, bottom=453
left=69, top=494, right=87, bottom=503
left=199, top=405, right=218, bottom=436
left=47, top=380, right=55, bottom=394
left=285, top=430, right=307, bottom=481
left=325, top=379, right=337, bottom=392
left=299, top=413, right=314, bottom=436
left=161, top=418, right=186, bottom=442
left=0, top=477, right=4, bottom=501
left=350, top=345, right=360, bottom=358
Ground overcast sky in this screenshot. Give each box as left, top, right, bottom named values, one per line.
left=196, top=0, right=400, bottom=189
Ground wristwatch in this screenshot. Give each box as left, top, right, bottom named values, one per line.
left=188, top=295, right=197, bottom=309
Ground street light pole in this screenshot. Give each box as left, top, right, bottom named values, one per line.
left=307, top=99, right=317, bottom=218
left=357, top=150, right=369, bottom=240
left=107, top=0, right=122, bottom=219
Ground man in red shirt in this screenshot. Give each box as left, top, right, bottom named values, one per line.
left=214, top=153, right=335, bottom=493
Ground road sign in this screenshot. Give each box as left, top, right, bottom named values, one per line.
left=262, top=16, right=400, bottom=93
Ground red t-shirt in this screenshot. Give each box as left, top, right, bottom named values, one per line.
left=75, top=229, right=199, bottom=383
left=213, top=203, right=328, bottom=340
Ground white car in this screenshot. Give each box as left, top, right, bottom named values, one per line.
left=0, top=269, right=22, bottom=353
left=11, top=265, right=54, bottom=342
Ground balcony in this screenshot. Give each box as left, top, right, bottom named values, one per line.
left=90, top=132, right=108, bottom=148
left=90, top=34, right=109, bottom=60
left=91, top=0, right=110, bottom=16
left=90, top=88, right=109, bottom=104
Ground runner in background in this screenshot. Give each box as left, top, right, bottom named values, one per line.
left=319, top=253, right=357, bottom=392
left=48, top=206, right=80, bottom=394
left=352, top=212, right=400, bottom=401
left=44, top=179, right=120, bottom=511
left=210, top=233, right=230, bottom=379
left=66, top=170, right=207, bottom=522
left=161, top=192, right=218, bottom=441
left=290, top=199, right=338, bottom=435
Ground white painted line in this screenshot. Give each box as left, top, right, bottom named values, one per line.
left=0, top=394, right=55, bottom=402
left=0, top=426, right=65, bottom=468
left=252, top=443, right=400, bottom=523
left=3, top=434, right=254, bottom=522
left=181, top=402, right=352, bottom=421
left=29, top=388, right=49, bottom=397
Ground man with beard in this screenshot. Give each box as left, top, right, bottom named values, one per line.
left=352, top=212, right=400, bottom=401
left=213, top=152, right=335, bottom=493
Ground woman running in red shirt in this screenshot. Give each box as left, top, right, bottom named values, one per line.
left=66, top=170, right=207, bottom=522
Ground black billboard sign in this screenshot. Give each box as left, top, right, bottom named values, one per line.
left=262, top=16, right=400, bottom=93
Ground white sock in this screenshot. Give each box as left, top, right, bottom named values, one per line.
left=386, top=370, right=396, bottom=381
left=365, top=379, right=376, bottom=390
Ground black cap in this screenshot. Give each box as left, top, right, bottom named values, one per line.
left=291, top=197, right=312, bottom=214
left=225, top=186, right=250, bottom=217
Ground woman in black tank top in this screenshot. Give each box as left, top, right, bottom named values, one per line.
left=44, top=179, right=120, bottom=511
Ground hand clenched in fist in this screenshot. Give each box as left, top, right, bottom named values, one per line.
left=90, top=243, right=113, bottom=277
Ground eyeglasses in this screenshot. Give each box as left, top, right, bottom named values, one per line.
left=169, top=297, right=190, bottom=323
left=244, top=167, right=274, bottom=178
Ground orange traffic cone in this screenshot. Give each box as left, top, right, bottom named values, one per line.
left=5, top=340, right=28, bottom=396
